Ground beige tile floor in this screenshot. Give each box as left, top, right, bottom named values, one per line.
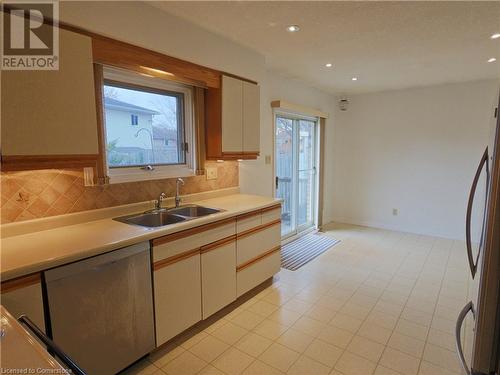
left=124, top=223, right=469, bottom=375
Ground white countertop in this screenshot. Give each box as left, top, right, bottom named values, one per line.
left=1, top=194, right=280, bottom=281
left=0, top=306, right=68, bottom=373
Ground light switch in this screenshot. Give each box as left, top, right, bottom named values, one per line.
left=265, top=155, right=272, bottom=164
left=83, top=167, right=94, bottom=186
left=206, top=167, right=218, bottom=180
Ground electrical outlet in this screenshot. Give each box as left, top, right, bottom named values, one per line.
left=392, top=208, right=399, bottom=216
left=265, top=155, right=271, bottom=164
left=206, top=167, right=218, bottom=180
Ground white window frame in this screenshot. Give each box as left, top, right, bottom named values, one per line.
left=102, top=67, right=196, bottom=184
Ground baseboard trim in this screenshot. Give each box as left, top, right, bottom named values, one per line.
left=329, top=216, right=461, bottom=240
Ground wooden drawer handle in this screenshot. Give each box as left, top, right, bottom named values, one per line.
left=153, top=248, right=200, bottom=271
left=201, top=235, right=236, bottom=254
left=237, top=219, right=281, bottom=239
left=236, top=246, right=281, bottom=272
left=1, top=273, right=41, bottom=294
left=153, top=217, right=236, bottom=246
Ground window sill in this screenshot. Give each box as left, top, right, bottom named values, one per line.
left=107, top=165, right=196, bottom=184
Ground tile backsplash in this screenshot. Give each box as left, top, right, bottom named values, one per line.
left=1, top=161, right=238, bottom=224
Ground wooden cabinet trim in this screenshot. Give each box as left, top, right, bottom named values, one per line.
left=1, top=273, right=41, bottom=294
left=0, top=155, right=99, bottom=172
left=260, top=204, right=282, bottom=214
left=236, top=210, right=261, bottom=221
left=153, top=248, right=200, bottom=271
left=236, top=246, right=281, bottom=272
left=237, top=219, right=281, bottom=240
left=93, top=63, right=108, bottom=184
left=200, top=235, right=236, bottom=254
left=152, top=217, right=236, bottom=246
left=236, top=204, right=281, bottom=221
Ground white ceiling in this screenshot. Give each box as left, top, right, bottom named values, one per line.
left=150, top=1, right=500, bottom=94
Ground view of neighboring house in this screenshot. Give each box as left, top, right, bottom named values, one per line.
left=104, top=97, right=179, bottom=166
left=152, top=126, right=182, bottom=164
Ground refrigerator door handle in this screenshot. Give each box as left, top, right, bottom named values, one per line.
left=455, top=301, right=475, bottom=375
left=466, top=147, right=489, bottom=278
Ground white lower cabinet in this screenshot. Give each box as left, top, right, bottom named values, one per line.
left=151, top=207, right=281, bottom=346
left=236, top=205, right=282, bottom=298
left=237, top=251, right=281, bottom=297
left=1, top=274, right=45, bottom=332
left=201, top=239, right=236, bottom=319
left=153, top=253, right=202, bottom=346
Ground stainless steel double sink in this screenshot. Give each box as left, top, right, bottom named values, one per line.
left=114, top=205, right=222, bottom=228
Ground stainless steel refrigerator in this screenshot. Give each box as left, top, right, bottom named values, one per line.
left=457, top=89, right=500, bottom=375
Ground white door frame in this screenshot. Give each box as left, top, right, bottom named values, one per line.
left=273, top=109, right=320, bottom=240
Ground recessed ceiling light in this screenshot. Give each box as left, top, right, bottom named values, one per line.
left=488, top=57, right=497, bottom=63
left=286, top=25, right=300, bottom=32
left=325, top=63, right=333, bottom=68
left=490, top=33, right=500, bottom=39
left=351, top=77, right=358, bottom=81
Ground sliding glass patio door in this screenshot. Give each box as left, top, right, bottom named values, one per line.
left=275, top=114, right=317, bottom=238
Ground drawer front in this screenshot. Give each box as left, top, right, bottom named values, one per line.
left=237, top=250, right=281, bottom=297
left=154, top=254, right=202, bottom=346
left=236, top=211, right=262, bottom=233
left=201, top=239, right=237, bottom=319
left=153, top=219, right=236, bottom=262
left=1, top=274, right=45, bottom=332
left=261, top=207, right=281, bottom=225
left=237, top=221, right=281, bottom=266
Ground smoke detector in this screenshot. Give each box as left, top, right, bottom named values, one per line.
left=339, top=98, right=350, bottom=111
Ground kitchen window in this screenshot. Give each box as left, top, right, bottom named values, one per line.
left=102, top=67, right=196, bottom=183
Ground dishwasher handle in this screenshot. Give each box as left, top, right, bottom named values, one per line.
left=18, top=315, right=86, bottom=375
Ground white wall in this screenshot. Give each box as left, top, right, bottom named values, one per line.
left=60, top=2, right=265, bottom=81
left=60, top=2, right=499, bottom=239
left=329, top=80, right=499, bottom=239
left=239, top=71, right=335, bottom=202
left=60, top=1, right=336, bottom=215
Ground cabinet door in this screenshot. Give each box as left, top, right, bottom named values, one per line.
left=222, top=75, right=243, bottom=153
left=1, top=27, right=98, bottom=156
left=237, top=250, right=281, bottom=297
left=153, top=253, right=202, bottom=346
left=1, top=274, right=45, bottom=332
left=201, top=240, right=236, bottom=319
left=242, top=81, right=260, bottom=154
left=237, top=222, right=281, bottom=266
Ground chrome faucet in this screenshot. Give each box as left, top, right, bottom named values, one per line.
left=175, top=178, right=184, bottom=208
left=155, top=192, right=166, bottom=211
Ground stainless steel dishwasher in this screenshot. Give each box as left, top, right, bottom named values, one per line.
left=45, top=242, right=155, bottom=375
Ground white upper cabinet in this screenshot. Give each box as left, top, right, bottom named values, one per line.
left=221, top=75, right=244, bottom=153
left=242, top=81, right=260, bottom=153
left=1, top=27, right=98, bottom=156
left=221, top=75, right=260, bottom=156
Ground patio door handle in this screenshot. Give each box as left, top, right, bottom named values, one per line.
left=276, top=176, right=279, bottom=190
